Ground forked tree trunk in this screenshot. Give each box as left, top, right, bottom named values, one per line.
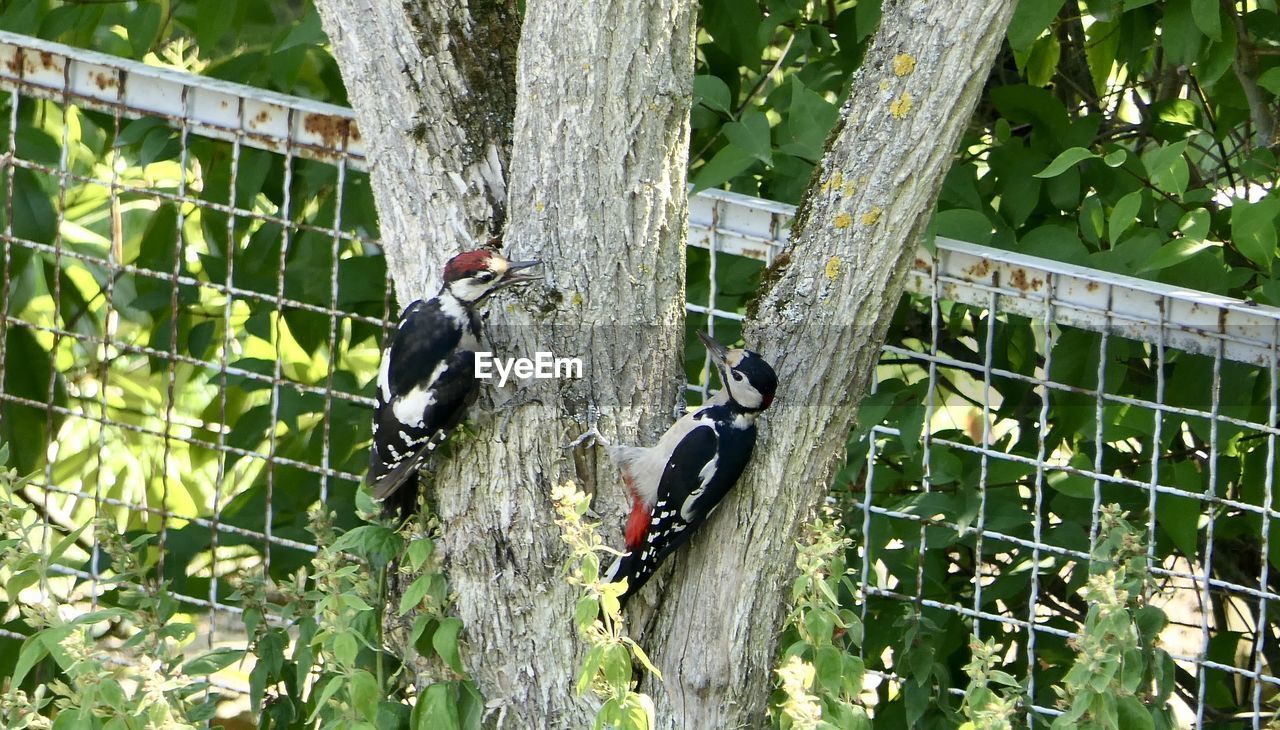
left=318, top=0, right=1014, bottom=726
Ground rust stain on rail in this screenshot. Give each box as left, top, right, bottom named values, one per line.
left=303, top=112, right=361, bottom=149
left=1009, top=267, right=1042, bottom=292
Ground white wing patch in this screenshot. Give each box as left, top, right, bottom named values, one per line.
left=392, top=385, right=436, bottom=427
left=390, top=359, right=451, bottom=426
left=680, top=451, right=719, bottom=521
left=377, top=348, right=393, bottom=401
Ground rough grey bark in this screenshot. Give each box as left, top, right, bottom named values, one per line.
left=427, top=0, right=696, bottom=724
left=634, top=2, right=1018, bottom=727
left=314, top=0, right=519, bottom=305
left=322, top=0, right=696, bottom=725
left=320, top=0, right=1013, bottom=726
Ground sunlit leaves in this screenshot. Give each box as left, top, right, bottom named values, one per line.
left=1007, top=0, right=1066, bottom=52
left=1034, top=147, right=1098, bottom=178
left=691, top=0, right=878, bottom=203
left=1230, top=195, right=1280, bottom=274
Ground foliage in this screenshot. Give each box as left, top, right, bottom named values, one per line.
left=0, top=438, right=475, bottom=729
left=1048, top=506, right=1175, bottom=730
left=0, top=444, right=239, bottom=728
left=959, top=638, right=1019, bottom=730
left=770, top=507, right=870, bottom=730
left=833, top=1, right=1280, bottom=724
left=553, top=480, right=658, bottom=730
left=6, top=0, right=1280, bottom=726
left=0, top=0, right=342, bottom=103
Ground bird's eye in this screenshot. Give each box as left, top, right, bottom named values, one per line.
left=732, top=371, right=744, bottom=381
left=475, top=272, right=494, bottom=282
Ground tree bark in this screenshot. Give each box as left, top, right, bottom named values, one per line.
left=321, top=0, right=1013, bottom=726
left=322, top=0, right=696, bottom=725
left=314, top=0, right=520, bottom=305
left=427, top=0, right=696, bottom=723
left=636, top=2, right=1017, bottom=727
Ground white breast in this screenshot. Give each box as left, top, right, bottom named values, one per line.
left=615, top=410, right=715, bottom=508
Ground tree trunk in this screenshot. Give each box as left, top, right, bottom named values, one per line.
left=320, top=0, right=696, bottom=726
left=321, top=0, right=1013, bottom=725
left=636, top=2, right=1017, bottom=727
left=314, top=0, right=520, bottom=304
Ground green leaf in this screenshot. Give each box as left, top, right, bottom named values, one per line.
left=309, top=676, right=346, bottom=722
left=349, top=670, right=381, bottom=720
left=786, top=79, right=839, bottom=162
left=854, top=0, right=882, bottom=41
left=10, top=634, right=49, bottom=688
left=7, top=570, right=39, bottom=605
left=1231, top=196, right=1280, bottom=274
left=1142, top=141, right=1189, bottom=196
left=618, top=695, right=653, bottom=730
left=601, top=643, right=632, bottom=689
left=1085, top=20, right=1120, bottom=96
left=1024, top=33, right=1061, bottom=88
left=1178, top=208, right=1211, bottom=242
left=1137, top=238, right=1216, bottom=274
left=1108, top=191, right=1142, bottom=244
left=703, top=0, right=764, bottom=67
left=575, top=595, right=600, bottom=630
left=693, top=75, right=733, bottom=115
left=723, top=109, right=772, bottom=165
left=399, top=575, right=434, bottom=617
left=333, top=632, right=359, bottom=667
left=1116, top=696, right=1155, bottom=730
left=330, top=525, right=403, bottom=569
left=1258, top=68, right=1280, bottom=96
left=1191, top=0, right=1222, bottom=39
left=1103, top=149, right=1127, bottom=167
left=577, top=644, right=605, bottom=695
left=1161, top=0, right=1202, bottom=66
left=129, top=1, right=163, bottom=58
left=182, top=647, right=245, bottom=675
left=433, top=617, right=465, bottom=674
left=691, top=144, right=755, bottom=191
left=581, top=552, right=599, bottom=583
left=1008, top=0, right=1067, bottom=52
left=277, top=7, right=325, bottom=52
left=407, top=537, right=436, bottom=571
left=1034, top=147, right=1097, bottom=178
left=814, top=645, right=844, bottom=695
left=934, top=209, right=993, bottom=245
left=1199, top=30, right=1238, bottom=85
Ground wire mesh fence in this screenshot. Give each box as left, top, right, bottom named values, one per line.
left=1, top=30, right=1278, bottom=727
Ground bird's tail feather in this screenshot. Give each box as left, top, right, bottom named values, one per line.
left=370, top=429, right=451, bottom=519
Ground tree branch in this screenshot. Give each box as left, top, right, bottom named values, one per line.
left=638, top=1, right=1019, bottom=726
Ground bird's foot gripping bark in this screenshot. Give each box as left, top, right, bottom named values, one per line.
left=563, top=404, right=610, bottom=449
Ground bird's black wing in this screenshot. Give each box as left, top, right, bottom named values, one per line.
left=609, top=413, right=756, bottom=601
left=368, top=300, right=477, bottom=509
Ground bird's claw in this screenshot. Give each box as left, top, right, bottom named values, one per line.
left=564, top=404, right=609, bottom=449
left=563, top=424, right=609, bottom=450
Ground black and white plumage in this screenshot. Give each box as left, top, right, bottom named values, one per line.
left=369, top=249, right=539, bottom=518
left=576, top=331, right=778, bottom=604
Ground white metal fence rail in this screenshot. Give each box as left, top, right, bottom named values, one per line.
left=2, top=30, right=1278, bottom=726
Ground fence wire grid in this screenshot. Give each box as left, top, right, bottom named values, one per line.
left=1, top=30, right=1278, bottom=728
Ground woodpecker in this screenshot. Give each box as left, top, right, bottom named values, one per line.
left=369, top=249, right=540, bottom=518
left=572, top=331, right=778, bottom=603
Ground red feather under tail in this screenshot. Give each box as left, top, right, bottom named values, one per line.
left=624, top=499, right=651, bottom=549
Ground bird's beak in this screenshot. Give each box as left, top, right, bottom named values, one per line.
left=697, top=330, right=730, bottom=364
left=496, top=259, right=542, bottom=288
